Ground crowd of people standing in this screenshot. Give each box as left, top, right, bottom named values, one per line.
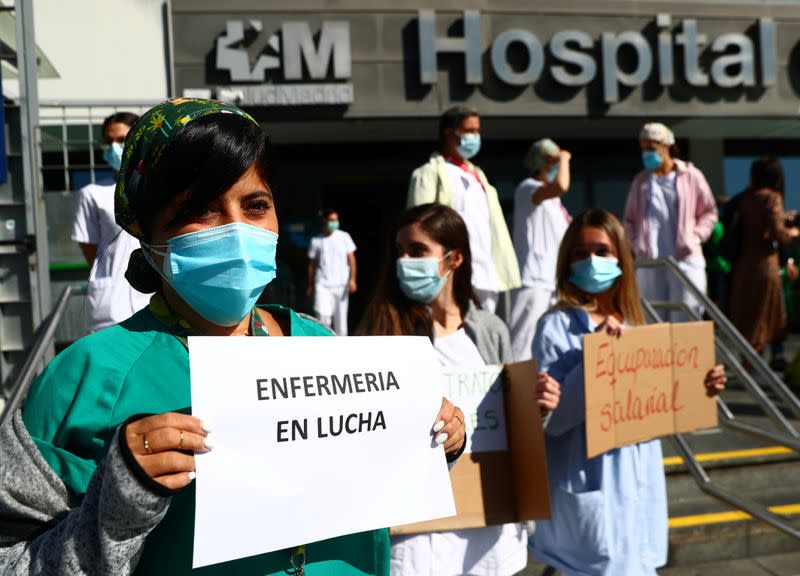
left=4, top=97, right=775, bottom=576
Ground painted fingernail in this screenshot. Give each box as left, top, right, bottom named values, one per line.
left=435, top=432, right=449, bottom=445
left=203, top=435, right=215, bottom=450
left=433, top=420, right=445, bottom=432
left=201, top=421, right=212, bottom=434
left=188, top=471, right=196, bottom=481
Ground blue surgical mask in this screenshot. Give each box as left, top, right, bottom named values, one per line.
left=103, top=142, right=124, bottom=171
left=143, top=222, right=278, bottom=326
left=457, top=133, right=481, bottom=160
left=642, top=150, right=662, bottom=171
left=569, top=255, right=622, bottom=294
left=396, top=253, right=452, bottom=303
left=547, top=163, right=559, bottom=183
left=326, top=220, right=340, bottom=233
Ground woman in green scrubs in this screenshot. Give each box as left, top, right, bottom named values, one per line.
left=0, top=98, right=465, bottom=575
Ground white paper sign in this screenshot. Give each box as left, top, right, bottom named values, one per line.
left=441, top=365, right=507, bottom=453
left=189, top=335, right=456, bottom=568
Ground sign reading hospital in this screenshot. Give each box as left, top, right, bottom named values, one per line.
left=420, top=11, right=777, bottom=103
left=173, top=3, right=800, bottom=116
left=583, top=322, right=716, bottom=458
left=189, top=336, right=455, bottom=568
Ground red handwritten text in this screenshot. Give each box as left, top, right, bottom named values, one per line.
left=594, top=342, right=699, bottom=386
left=599, top=379, right=684, bottom=432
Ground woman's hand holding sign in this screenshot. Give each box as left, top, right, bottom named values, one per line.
left=432, top=397, right=466, bottom=455
left=704, top=365, right=727, bottom=397
left=125, top=412, right=212, bottom=490
left=536, top=372, right=561, bottom=415
left=595, top=315, right=623, bottom=338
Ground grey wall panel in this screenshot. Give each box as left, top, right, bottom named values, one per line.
left=0, top=302, right=34, bottom=353
left=0, top=255, right=32, bottom=304
left=45, top=192, right=85, bottom=265
left=173, top=2, right=800, bottom=119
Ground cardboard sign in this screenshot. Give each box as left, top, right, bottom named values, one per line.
left=189, top=336, right=456, bottom=568
left=583, top=321, right=717, bottom=458
left=442, top=365, right=508, bottom=453
left=392, top=359, right=552, bottom=534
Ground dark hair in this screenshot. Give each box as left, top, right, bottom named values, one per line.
left=750, top=156, right=784, bottom=194
left=137, top=113, right=269, bottom=241
left=669, top=142, right=681, bottom=159
left=320, top=208, right=338, bottom=219
left=358, top=203, right=479, bottom=338
left=102, top=112, right=139, bottom=135
left=439, top=105, right=479, bottom=146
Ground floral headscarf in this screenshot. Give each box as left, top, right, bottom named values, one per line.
left=114, top=98, right=257, bottom=239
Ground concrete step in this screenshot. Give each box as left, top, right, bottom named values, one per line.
left=659, top=551, right=800, bottom=576
left=666, top=456, right=800, bottom=516
left=520, top=551, right=800, bottom=575
left=518, top=446, right=800, bottom=573
left=663, top=436, right=800, bottom=566
left=667, top=520, right=800, bottom=570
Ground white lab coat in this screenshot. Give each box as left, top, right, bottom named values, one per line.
left=72, top=182, right=151, bottom=332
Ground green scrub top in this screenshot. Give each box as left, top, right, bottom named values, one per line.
left=22, top=302, right=390, bottom=576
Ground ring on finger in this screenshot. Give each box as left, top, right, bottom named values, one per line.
left=177, top=429, right=184, bottom=450
left=143, top=434, right=152, bottom=454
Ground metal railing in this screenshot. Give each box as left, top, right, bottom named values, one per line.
left=0, top=286, right=73, bottom=429
left=637, top=256, right=800, bottom=540
left=638, top=257, right=800, bottom=421
left=38, top=100, right=160, bottom=191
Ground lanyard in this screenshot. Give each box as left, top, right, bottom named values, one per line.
left=147, top=294, right=270, bottom=347
left=444, top=155, right=486, bottom=192
left=291, top=545, right=306, bottom=575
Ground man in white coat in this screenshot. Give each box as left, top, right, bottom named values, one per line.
left=307, top=209, right=357, bottom=335
left=71, top=112, right=152, bottom=333
left=407, top=106, right=520, bottom=313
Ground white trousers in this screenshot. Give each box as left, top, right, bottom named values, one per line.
left=510, top=286, right=556, bottom=362
left=474, top=288, right=499, bottom=314
left=313, top=283, right=349, bottom=335
left=636, top=258, right=707, bottom=322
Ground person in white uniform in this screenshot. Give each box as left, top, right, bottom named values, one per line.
left=359, top=203, right=560, bottom=576
left=307, top=209, right=357, bottom=335
left=623, top=123, right=718, bottom=322
left=510, top=138, right=572, bottom=361
left=71, top=112, right=152, bottom=333
left=407, top=106, right=521, bottom=313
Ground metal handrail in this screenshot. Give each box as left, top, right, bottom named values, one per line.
left=0, top=286, right=72, bottom=429
left=642, top=298, right=800, bottom=447
left=637, top=257, right=800, bottom=420
left=639, top=296, right=800, bottom=540
left=672, top=433, right=800, bottom=540
left=39, top=99, right=162, bottom=107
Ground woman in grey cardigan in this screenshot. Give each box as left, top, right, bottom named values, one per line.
left=359, top=203, right=560, bottom=576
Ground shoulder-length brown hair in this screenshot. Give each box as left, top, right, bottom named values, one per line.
left=357, top=203, right=480, bottom=337
left=555, top=208, right=644, bottom=325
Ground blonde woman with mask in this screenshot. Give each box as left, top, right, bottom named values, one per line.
left=530, top=208, right=726, bottom=575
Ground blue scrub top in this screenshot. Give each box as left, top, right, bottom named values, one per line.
left=530, top=307, right=668, bottom=576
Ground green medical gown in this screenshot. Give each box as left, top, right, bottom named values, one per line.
left=22, top=304, right=390, bottom=575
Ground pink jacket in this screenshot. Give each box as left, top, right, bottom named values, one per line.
left=623, top=159, right=718, bottom=261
